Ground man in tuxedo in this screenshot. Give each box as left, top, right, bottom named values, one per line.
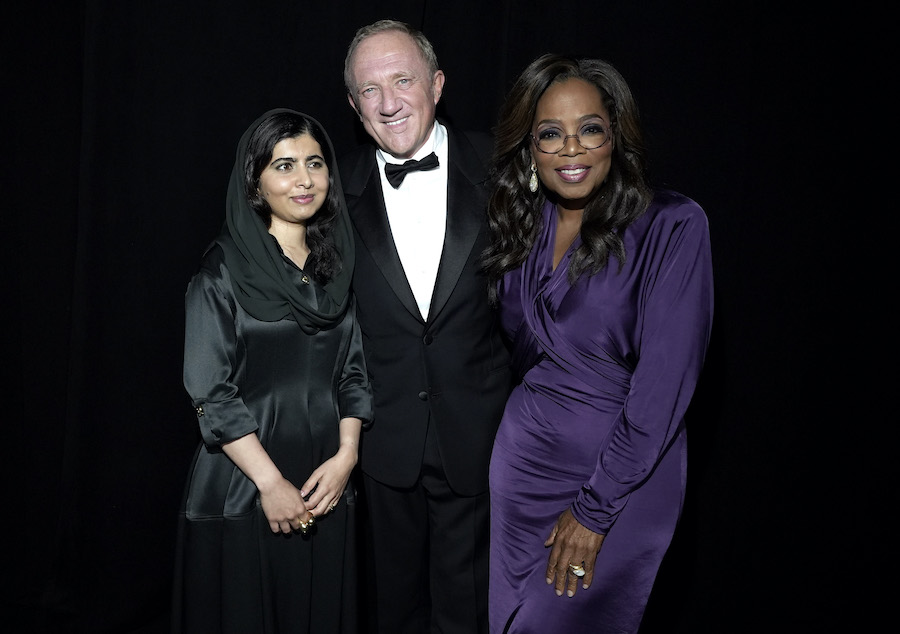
left=340, top=19, right=512, bottom=634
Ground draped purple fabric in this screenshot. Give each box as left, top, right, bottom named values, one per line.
left=489, top=190, right=714, bottom=633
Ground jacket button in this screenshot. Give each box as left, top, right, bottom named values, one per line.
left=417, top=391, right=428, bottom=401
left=423, top=334, right=433, bottom=345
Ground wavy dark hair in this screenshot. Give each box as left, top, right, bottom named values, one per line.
left=482, top=54, right=652, bottom=303
left=244, top=111, right=341, bottom=283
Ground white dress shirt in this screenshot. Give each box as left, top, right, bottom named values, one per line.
left=376, top=123, right=448, bottom=320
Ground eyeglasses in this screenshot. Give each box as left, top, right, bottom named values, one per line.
left=530, top=119, right=612, bottom=154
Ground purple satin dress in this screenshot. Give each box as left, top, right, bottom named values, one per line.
left=488, top=190, right=713, bottom=634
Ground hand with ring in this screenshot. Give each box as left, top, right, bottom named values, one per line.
left=544, top=507, right=605, bottom=597
left=296, top=510, right=316, bottom=534
left=256, top=473, right=316, bottom=534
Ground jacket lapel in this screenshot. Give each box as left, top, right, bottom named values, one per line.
left=427, top=130, right=487, bottom=322
left=344, top=152, right=422, bottom=321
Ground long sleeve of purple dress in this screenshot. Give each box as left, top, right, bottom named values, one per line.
left=570, top=191, right=714, bottom=533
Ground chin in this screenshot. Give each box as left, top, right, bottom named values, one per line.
left=387, top=145, right=416, bottom=159
left=385, top=134, right=421, bottom=158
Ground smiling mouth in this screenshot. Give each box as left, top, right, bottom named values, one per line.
left=556, top=166, right=591, bottom=183
left=386, top=116, right=409, bottom=127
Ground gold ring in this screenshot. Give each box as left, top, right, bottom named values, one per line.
left=296, top=511, right=316, bottom=534
left=568, top=563, right=586, bottom=578
left=329, top=502, right=337, bottom=512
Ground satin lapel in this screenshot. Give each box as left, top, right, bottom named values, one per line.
left=427, top=131, right=487, bottom=321
left=344, top=153, right=422, bottom=321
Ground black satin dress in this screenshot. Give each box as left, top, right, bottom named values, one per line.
left=172, top=243, right=373, bottom=634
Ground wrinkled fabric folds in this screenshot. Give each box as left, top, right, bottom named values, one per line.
left=173, top=109, right=373, bottom=634
left=489, top=190, right=713, bottom=633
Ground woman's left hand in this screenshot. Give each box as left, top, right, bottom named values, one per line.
left=544, top=508, right=605, bottom=597
left=299, top=446, right=356, bottom=517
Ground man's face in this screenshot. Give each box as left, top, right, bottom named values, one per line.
left=347, top=31, right=445, bottom=159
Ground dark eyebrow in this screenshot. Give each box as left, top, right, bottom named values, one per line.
left=536, top=114, right=606, bottom=127
left=269, top=154, right=326, bottom=166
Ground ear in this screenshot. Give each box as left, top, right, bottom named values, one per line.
left=347, top=92, right=362, bottom=119
left=431, top=70, right=446, bottom=105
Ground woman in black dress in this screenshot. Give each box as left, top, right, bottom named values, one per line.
left=173, top=108, right=373, bottom=634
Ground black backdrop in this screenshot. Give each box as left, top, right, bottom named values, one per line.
left=5, top=1, right=874, bottom=633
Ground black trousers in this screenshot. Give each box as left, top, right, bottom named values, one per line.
left=361, top=420, right=490, bottom=634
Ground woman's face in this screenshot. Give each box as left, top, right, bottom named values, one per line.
left=257, top=133, right=329, bottom=228
left=531, top=78, right=613, bottom=211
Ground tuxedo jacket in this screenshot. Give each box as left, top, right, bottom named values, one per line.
left=338, top=124, right=512, bottom=496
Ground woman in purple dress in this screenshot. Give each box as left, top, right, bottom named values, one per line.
left=482, top=55, right=714, bottom=633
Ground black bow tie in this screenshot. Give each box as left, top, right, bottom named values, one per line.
left=384, top=152, right=439, bottom=188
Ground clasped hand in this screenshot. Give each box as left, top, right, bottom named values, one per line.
left=260, top=449, right=355, bottom=534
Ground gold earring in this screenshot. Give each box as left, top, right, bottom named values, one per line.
left=529, top=163, right=538, bottom=193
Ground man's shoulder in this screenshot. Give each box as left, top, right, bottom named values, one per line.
left=443, top=123, right=493, bottom=181
left=337, top=142, right=374, bottom=171
left=337, top=142, right=376, bottom=192
left=444, top=123, right=492, bottom=161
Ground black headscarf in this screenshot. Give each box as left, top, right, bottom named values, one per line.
left=215, top=108, right=354, bottom=334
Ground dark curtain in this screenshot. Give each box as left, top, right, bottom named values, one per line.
left=6, top=1, right=871, bottom=633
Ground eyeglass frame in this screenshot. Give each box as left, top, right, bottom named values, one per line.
left=528, top=119, right=613, bottom=154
